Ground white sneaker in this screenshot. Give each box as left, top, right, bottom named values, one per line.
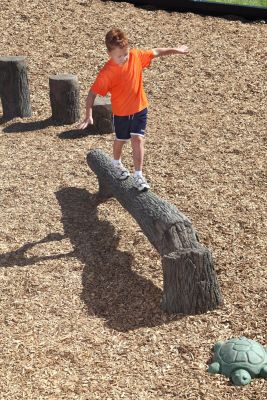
left=134, top=175, right=150, bottom=192
left=114, top=164, right=130, bottom=180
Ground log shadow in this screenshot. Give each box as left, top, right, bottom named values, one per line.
left=58, top=124, right=109, bottom=140
left=3, top=117, right=53, bottom=133
left=55, top=187, right=167, bottom=332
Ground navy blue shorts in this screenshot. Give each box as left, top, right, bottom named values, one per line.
left=113, top=108, right=148, bottom=141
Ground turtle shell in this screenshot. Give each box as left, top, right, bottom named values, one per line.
left=214, top=337, right=267, bottom=377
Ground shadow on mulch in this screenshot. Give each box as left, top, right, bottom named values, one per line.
left=0, top=232, right=74, bottom=268
left=58, top=124, right=110, bottom=139
left=132, top=2, right=254, bottom=23
left=0, top=186, right=179, bottom=331
left=55, top=187, right=173, bottom=332
left=58, top=125, right=99, bottom=139
left=2, top=118, right=102, bottom=138
left=2, top=117, right=53, bottom=133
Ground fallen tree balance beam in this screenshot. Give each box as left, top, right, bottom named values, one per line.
left=87, top=149, right=223, bottom=315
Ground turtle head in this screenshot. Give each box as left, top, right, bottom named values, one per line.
left=231, top=369, right=251, bottom=386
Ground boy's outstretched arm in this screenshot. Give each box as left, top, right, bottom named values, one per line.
left=152, top=46, right=189, bottom=57
left=78, top=90, right=97, bottom=129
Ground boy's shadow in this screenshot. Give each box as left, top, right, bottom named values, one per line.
left=0, top=232, right=74, bottom=267
left=56, top=187, right=165, bottom=331
left=0, top=187, right=168, bottom=331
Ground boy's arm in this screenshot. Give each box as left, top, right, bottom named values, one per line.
left=78, top=90, right=97, bottom=129
left=152, top=46, right=189, bottom=57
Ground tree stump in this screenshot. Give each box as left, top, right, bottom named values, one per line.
left=0, top=56, right=32, bottom=119
left=162, top=248, right=222, bottom=314
left=92, top=96, right=113, bottom=134
left=87, top=149, right=223, bottom=315
left=49, top=74, right=80, bottom=125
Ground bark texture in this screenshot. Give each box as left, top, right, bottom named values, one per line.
left=49, top=74, right=80, bottom=124
left=162, top=248, right=222, bottom=314
left=92, top=96, right=113, bottom=134
left=87, top=149, right=223, bottom=314
left=0, top=56, right=32, bottom=119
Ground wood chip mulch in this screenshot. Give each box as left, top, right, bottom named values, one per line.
left=0, top=1, right=266, bottom=399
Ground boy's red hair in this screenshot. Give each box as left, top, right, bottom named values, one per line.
left=105, top=29, right=129, bottom=51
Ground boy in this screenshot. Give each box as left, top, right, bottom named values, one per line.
left=79, top=28, right=188, bottom=191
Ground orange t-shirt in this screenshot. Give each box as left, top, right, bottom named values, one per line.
left=90, top=49, right=155, bottom=116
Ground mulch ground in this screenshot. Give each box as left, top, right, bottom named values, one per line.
left=0, top=0, right=266, bottom=399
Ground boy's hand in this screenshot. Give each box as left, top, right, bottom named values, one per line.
left=78, top=117, right=94, bottom=130
left=176, top=45, right=189, bottom=55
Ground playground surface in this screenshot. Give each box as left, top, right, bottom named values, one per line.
left=0, top=0, right=266, bottom=399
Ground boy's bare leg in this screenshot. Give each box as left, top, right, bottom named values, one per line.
left=113, top=139, right=126, bottom=161
left=131, top=135, right=144, bottom=173
left=131, top=135, right=150, bottom=191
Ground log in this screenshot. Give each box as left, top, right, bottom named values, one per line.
left=0, top=56, right=32, bottom=119
left=49, top=74, right=80, bottom=124
left=87, top=149, right=223, bottom=314
left=87, top=149, right=198, bottom=256
left=92, top=96, right=113, bottom=134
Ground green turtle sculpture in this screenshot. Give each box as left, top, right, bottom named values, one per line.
left=208, top=336, right=267, bottom=386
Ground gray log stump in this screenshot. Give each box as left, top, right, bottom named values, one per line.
left=49, top=74, right=80, bottom=124
left=162, top=249, right=221, bottom=314
left=0, top=56, right=32, bottom=119
left=92, top=96, right=113, bottom=134
left=87, top=149, right=223, bottom=315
